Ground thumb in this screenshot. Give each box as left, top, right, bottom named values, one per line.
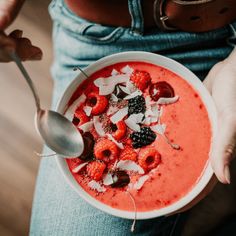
left=211, top=113, right=236, bottom=184
left=0, top=0, right=24, bottom=30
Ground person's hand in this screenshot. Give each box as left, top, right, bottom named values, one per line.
left=204, top=50, right=236, bottom=184
left=0, top=0, right=42, bottom=62
left=180, top=51, right=236, bottom=235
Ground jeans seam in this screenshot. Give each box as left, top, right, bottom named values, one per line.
left=128, top=0, right=144, bottom=36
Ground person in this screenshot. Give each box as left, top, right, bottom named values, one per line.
left=0, top=0, right=236, bottom=235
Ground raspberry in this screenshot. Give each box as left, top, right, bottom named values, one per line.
left=138, top=148, right=161, bottom=172
left=86, top=160, right=106, bottom=181
left=111, top=121, right=127, bottom=140
left=130, top=70, right=152, bottom=91
left=130, top=127, right=156, bottom=148
left=87, top=92, right=108, bottom=115
left=73, top=109, right=89, bottom=126
left=94, top=138, right=119, bottom=162
left=149, top=81, right=175, bottom=101
left=128, top=95, right=146, bottom=115
left=120, top=146, right=137, bottom=161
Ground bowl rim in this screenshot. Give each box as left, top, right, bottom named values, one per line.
left=55, top=51, right=217, bottom=219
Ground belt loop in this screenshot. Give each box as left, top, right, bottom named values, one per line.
left=128, top=0, right=144, bottom=36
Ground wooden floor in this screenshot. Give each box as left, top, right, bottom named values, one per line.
left=0, top=1, right=53, bottom=235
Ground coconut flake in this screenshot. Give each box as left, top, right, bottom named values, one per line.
left=99, top=84, right=115, bottom=96
left=145, top=95, right=152, bottom=109
left=151, top=124, right=166, bottom=135
left=116, top=160, right=144, bottom=174
left=129, top=113, right=144, bottom=123
left=111, top=69, right=119, bottom=76
left=103, top=172, right=114, bottom=186
left=126, top=80, right=137, bottom=93
left=157, top=95, right=179, bottom=105
left=79, top=121, right=93, bottom=132
left=94, top=74, right=130, bottom=96
left=145, top=109, right=154, bottom=118
left=107, top=134, right=124, bottom=149
left=111, top=93, right=118, bottom=102
left=125, top=113, right=144, bottom=131
left=110, top=107, right=128, bottom=124
left=83, top=106, right=92, bottom=116
left=143, top=117, right=151, bottom=125
left=125, top=118, right=140, bottom=132
left=88, top=180, right=106, bottom=193
left=124, top=90, right=142, bottom=100
left=107, top=106, right=119, bottom=116
left=150, top=116, right=159, bottom=123
left=93, top=116, right=105, bottom=137
left=94, top=77, right=105, bottom=87
left=151, top=105, right=160, bottom=117
left=72, top=162, right=88, bottom=173
left=65, top=93, right=87, bottom=121
left=121, top=65, right=134, bottom=75
left=133, top=175, right=149, bottom=190
left=119, top=85, right=131, bottom=94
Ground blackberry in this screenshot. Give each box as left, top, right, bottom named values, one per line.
left=128, top=95, right=146, bottom=115
left=130, top=127, right=156, bottom=148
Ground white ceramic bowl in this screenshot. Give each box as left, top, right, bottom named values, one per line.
left=55, top=51, right=217, bottom=219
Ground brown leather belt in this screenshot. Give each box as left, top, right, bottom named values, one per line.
left=65, top=0, right=236, bottom=32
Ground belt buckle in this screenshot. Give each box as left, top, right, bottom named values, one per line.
left=154, top=0, right=177, bottom=31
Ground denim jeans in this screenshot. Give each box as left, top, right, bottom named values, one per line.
left=30, top=0, right=236, bottom=235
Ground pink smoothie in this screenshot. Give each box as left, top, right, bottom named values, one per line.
left=66, top=62, right=211, bottom=212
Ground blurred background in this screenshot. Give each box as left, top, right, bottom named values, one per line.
left=0, top=0, right=52, bottom=235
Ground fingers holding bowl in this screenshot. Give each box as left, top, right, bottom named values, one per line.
left=210, top=111, right=236, bottom=184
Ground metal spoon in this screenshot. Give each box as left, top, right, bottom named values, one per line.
left=10, top=52, right=84, bottom=157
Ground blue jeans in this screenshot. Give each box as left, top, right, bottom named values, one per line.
left=30, top=0, right=236, bottom=235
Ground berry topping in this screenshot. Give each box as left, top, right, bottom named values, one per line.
left=73, top=109, right=89, bottom=126
left=87, top=92, right=108, bottom=115
left=149, top=81, right=174, bottom=101
left=86, top=160, right=106, bottom=181
left=110, top=170, right=130, bottom=188
left=119, top=146, right=137, bottom=162
left=128, top=95, right=146, bottom=115
left=130, top=127, right=156, bottom=148
left=94, top=138, right=119, bottom=162
left=138, top=148, right=161, bottom=172
left=111, top=121, right=127, bottom=140
left=130, top=70, right=152, bottom=91
left=79, top=132, right=95, bottom=161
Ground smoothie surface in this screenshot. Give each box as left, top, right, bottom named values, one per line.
left=66, top=62, right=211, bottom=212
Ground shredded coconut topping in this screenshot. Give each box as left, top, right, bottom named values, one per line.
left=65, top=93, right=86, bottom=121
left=93, top=116, right=105, bottom=137
left=79, top=121, right=93, bottom=133
left=72, top=162, right=88, bottom=173
left=88, top=180, right=106, bottom=192
left=116, top=160, right=144, bottom=174
left=157, top=95, right=179, bottom=105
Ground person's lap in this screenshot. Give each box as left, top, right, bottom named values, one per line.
left=30, top=1, right=236, bottom=235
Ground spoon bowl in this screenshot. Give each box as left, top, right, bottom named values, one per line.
left=36, top=109, right=84, bottom=157
left=10, top=51, right=84, bottom=157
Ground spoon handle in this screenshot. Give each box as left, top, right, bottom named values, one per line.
left=10, top=52, right=41, bottom=111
